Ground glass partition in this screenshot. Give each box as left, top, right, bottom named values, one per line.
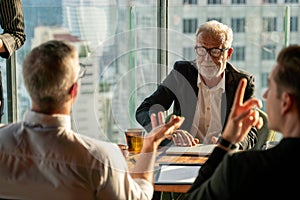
left=15, top=0, right=160, bottom=144
left=4, top=0, right=298, bottom=144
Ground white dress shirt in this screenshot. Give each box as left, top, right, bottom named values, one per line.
left=0, top=111, right=153, bottom=200
left=190, top=74, right=225, bottom=144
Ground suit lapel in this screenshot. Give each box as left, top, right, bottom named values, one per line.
left=224, top=64, right=238, bottom=129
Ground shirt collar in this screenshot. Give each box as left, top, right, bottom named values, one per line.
left=23, top=110, right=71, bottom=130
left=197, top=72, right=226, bottom=92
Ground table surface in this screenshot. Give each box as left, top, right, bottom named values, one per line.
left=126, top=146, right=209, bottom=193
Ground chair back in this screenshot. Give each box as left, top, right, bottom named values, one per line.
left=252, top=108, right=276, bottom=150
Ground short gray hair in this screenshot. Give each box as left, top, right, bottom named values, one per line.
left=22, top=40, right=77, bottom=111
left=196, top=20, right=233, bottom=48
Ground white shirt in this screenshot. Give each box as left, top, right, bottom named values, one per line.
left=0, top=111, right=153, bottom=200
left=190, top=74, right=225, bottom=144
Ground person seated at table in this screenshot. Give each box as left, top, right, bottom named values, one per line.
left=183, top=44, right=300, bottom=200
left=135, top=20, right=257, bottom=150
left=0, top=40, right=185, bottom=200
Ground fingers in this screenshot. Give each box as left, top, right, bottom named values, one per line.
left=222, top=79, right=265, bottom=144
left=145, top=114, right=185, bottom=150
left=232, top=78, right=262, bottom=113
left=193, top=138, right=200, bottom=145
left=257, top=116, right=263, bottom=130
left=211, top=136, right=218, bottom=144
left=150, top=113, right=157, bottom=128
left=249, top=109, right=263, bottom=130
left=157, top=112, right=165, bottom=125
left=233, top=78, right=247, bottom=107
left=242, top=98, right=263, bottom=111
left=159, top=116, right=184, bottom=142
left=172, top=130, right=196, bottom=146
left=150, top=111, right=165, bottom=129
left=167, top=115, right=185, bottom=131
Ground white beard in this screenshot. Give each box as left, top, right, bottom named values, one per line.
left=197, top=61, right=223, bottom=80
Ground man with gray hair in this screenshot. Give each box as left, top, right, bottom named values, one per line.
left=136, top=20, right=257, bottom=150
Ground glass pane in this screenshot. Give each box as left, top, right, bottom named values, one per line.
left=17, top=0, right=158, bottom=144
left=168, top=3, right=300, bottom=113
left=10, top=1, right=300, bottom=145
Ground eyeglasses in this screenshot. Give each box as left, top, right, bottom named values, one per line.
left=78, top=63, right=87, bottom=79
left=194, top=46, right=229, bottom=58
left=73, top=63, right=87, bottom=84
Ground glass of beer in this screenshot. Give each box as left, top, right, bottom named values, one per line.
left=125, top=128, right=144, bottom=154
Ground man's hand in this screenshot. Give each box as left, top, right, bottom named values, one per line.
left=0, top=39, right=5, bottom=52
left=131, top=112, right=185, bottom=181
left=142, top=111, right=185, bottom=151
left=171, top=130, right=199, bottom=146
left=222, top=78, right=263, bottom=144
left=150, top=112, right=199, bottom=146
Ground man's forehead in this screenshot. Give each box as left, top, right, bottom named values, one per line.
left=196, top=32, right=224, bottom=47
left=271, top=63, right=279, bottom=75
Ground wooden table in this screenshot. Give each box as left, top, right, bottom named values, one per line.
left=126, top=146, right=209, bottom=193
left=154, top=150, right=208, bottom=193
left=154, top=184, right=192, bottom=193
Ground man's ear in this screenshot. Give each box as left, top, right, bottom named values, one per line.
left=281, top=92, right=293, bottom=115
left=227, top=47, right=234, bottom=60
left=69, top=82, right=78, bottom=98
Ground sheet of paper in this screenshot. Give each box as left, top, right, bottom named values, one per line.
left=156, top=165, right=201, bottom=184
left=165, top=144, right=216, bottom=156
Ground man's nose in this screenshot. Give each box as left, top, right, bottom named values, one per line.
left=204, top=51, right=212, bottom=60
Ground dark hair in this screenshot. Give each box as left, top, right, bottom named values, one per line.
left=275, top=44, right=300, bottom=115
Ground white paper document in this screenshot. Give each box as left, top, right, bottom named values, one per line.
left=165, top=144, right=216, bottom=156
left=156, top=165, right=201, bottom=184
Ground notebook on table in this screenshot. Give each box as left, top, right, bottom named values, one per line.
left=155, top=164, right=201, bottom=185
left=165, top=144, right=217, bottom=156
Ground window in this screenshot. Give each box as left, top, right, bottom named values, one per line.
left=232, top=0, right=246, bottom=4
left=231, top=18, right=245, bottom=33
left=283, top=16, right=298, bottom=32
left=207, top=0, right=222, bottom=4
left=263, top=17, right=277, bottom=32
left=261, top=72, right=269, bottom=88
left=285, top=0, right=298, bottom=3
left=231, top=46, right=245, bottom=61
left=183, top=0, right=197, bottom=4
left=6, top=0, right=299, bottom=143
left=261, top=45, right=276, bottom=60
left=207, top=17, right=222, bottom=23
left=290, top=16, right=298, bottom=32
left=183, top=18, right=198, bottom=33
left=140, top=16, right=151, bottom=27
left=183, top=47, right=194, bottom=60
left=264, top=0, right=277, bottom=3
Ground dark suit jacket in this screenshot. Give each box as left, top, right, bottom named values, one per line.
left=183, top=138, right=300, bottom=200
left=135, top=60, right=257, bottom=149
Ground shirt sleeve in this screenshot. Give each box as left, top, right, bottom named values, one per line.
left=183, top=147, right=232, bottom=200
left=0, top=0, right=26, bottom=58
left=95, top=143, right=154, bottom=200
